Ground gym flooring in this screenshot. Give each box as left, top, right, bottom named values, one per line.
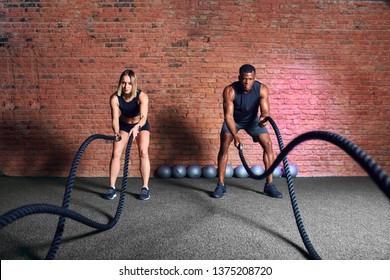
left=0, top=176, right=389, bottom=260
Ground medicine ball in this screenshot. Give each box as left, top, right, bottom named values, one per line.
left=187, top=164, right=202, bottom=178
left=250, top=164, right=264, bottom=176
left=202, top=165, right=217, bottom=179
left=172, top=164, right=186, bottom=178
left=282, top=164, right=298, bottom=178
left=273, top=166, right=282, bottom=178
left=234, top=165, right=249, bottom=178
left=289, top=164, right=298, bottom=178
left=156, top=165, right=171, bottom=178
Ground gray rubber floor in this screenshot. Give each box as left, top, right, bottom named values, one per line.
left=0, top=176, right=389, bottom=260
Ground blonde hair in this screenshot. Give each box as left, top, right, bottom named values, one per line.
left=116, top=69, right=138, bottom=98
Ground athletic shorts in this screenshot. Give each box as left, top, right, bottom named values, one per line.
left=221, top=116, right=268, bottom=142
left=119, top=119, right=151, bottom=133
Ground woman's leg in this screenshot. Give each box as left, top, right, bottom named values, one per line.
left=109, top=130, right=129, bottom=188
left=136, top=130, right=150, bottom=188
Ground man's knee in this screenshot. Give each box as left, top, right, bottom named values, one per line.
left=220, top=134, right=233, bottom=150
left=258, top=134, right=273, bottom=150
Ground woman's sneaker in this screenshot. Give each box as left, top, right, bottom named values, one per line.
left=104, top=188, right=117, bottom=200
left=139, top=187, right=150, bottom=200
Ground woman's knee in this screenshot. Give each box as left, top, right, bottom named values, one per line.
left=139, top=148, right=149, bottom=159
left=112, top=146, right=124, bottom=159
left=138, top=140, right=150, bottom=159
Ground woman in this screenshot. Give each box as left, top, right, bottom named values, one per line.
left=104, top=69, right=151, bottom=200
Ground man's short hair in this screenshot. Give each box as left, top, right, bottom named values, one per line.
left=239, top=64, right=256, bottom=75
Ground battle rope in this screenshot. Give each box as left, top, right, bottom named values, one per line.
left=0, top=134, right=132, bottom=260
left=1, top=121, right=389, bottom=260
left=237, top=116, right=390, bottom=260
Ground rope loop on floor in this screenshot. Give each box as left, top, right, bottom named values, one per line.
left=0, top=134, right=133, bottom=260
left=1, top=119, right=389, bottom=260
left=237, top=116, right=390, bottom=260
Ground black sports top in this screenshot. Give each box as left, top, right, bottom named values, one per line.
left=118, top=90, right=141, bottom=118
left=232, top=81, right=261, bottom=124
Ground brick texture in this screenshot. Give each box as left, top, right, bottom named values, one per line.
left=1, top=0, right=389, bottom=177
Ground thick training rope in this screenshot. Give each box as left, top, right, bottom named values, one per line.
left=238, top=116, right=390, bottom=260
left=1, top=123, right=389, bottom=260
left=0, top=134, right=132, bottom=260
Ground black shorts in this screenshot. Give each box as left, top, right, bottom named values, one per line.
left=119, top=119, right=151, bottom=133
left=221, top=116, right=268, bottom=142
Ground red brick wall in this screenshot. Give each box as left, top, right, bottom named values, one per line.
left=1, top=0, right=389, bottom=177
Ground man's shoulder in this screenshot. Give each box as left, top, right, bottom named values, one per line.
left=227, top=81, right=240, bottom=93
left=254, top=80, right=262, bottom=88
left=224, top=83, right=235, bottom=92
left=223, top=84, right=235, bottom=101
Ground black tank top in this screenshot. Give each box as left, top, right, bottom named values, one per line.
left=118, top=90, right=141, bottom=118
left=232, top=81, right=261, bottom=124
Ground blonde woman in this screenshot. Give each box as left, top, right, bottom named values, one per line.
left=104, top=69, right=151, bottom=200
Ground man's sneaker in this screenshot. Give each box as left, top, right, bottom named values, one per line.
left=139, top=187, right=150, bottom=200
left=264, top=183, right=283, bottom=198
left=211, top=183, right=226, bottom=198
left=104, top=188, right=117, bottom=200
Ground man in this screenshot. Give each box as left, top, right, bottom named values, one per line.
left=212, top=64, right=282, bottom=199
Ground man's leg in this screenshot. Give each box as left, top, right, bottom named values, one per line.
left=218, top=132, right=233, bottom=185
left=258, top=133, right=283, bottom=198
left=258, top=133, right=274, bottom=185
left=212, top=131, right=233, bottom=198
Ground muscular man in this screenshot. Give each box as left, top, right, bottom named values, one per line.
left=212, top=64, right=282, bottom=199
